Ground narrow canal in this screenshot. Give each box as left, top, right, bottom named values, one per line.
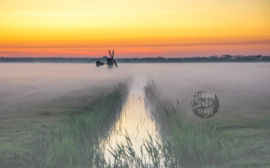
left=104, top=77, right=158, bottom=161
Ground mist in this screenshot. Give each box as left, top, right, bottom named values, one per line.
left=1, top=63, right=269, bottom=121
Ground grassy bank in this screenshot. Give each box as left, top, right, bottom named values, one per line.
left=206, top=117, right=270, bottom=167
left=143, top=80, right=270, bottom=168
left=105, top=80, right=270, bottom=168
left=142, top=81, right=243, bottom=167
left=44, top=83, right=128, bottom=168
left=103, top=81, right=240, bottom=167
left=0, top=83, right=128, bottom=168
left=1, top=80, right=269, bottom=168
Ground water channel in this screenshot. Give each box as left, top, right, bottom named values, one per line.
left=104, top=76, right=158, bottom=161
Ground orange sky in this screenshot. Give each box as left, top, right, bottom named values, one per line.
left=0, top=0, right=270, bottom=57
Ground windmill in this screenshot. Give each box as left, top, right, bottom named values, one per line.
left=96, top=50, right=118, bottom=68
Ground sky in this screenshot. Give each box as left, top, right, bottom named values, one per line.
left=0, top=0, right=270, bottom=58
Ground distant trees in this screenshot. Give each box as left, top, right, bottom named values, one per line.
left=0, top=55, right=269, bottom=63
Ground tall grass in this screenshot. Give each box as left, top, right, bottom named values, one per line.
left=105, top=81, right=244, bottom=167
left=1, top=81, right=246, bottom=168
left=43, top=83, right=128, bottom=168
left=0, top=83, right=128, bottom=168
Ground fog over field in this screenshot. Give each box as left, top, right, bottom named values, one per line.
left=0, top=63, right=123, bottom=120
left=1, top=62, right=270, bottom=167
left=1, top=63, right=270, bottom=121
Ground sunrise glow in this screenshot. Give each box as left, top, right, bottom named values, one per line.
left=1, top=0, right=270, bottom=57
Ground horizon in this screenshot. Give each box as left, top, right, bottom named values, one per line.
left=1, top=0, right=270, bottom=57
left=1, top=54, right=269, bottom=60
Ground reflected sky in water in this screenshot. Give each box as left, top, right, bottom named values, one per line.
left=103, top=75, right=158, bottom=161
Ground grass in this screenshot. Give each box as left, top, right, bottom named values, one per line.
left=205, top=118, right=270, bottom=168
left=142, top=80, right=270, bottom=168
left=101, top=81, right=242, bottom=167
left=43, top=83, right=128, bottom=168
left=1, top=80, right=269, bottom=167
left=104, top=80, right=270, bottom=167
left=0, top=83, right=128, bottom=168
left=0, top=85, right=110, bottom=160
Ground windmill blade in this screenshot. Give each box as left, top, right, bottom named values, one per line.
left=108, top=50, right=112, bottom=57
left=112, top=50, right=114, bottom=58
left=113, top=59, right=118, bottom=67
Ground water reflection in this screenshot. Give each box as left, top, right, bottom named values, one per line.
left=104, top=77, right=158, bottom=161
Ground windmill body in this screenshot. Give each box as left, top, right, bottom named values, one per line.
left=96, top=50, right=118, bottom=68
left=106, top=58, right=114, bottom=68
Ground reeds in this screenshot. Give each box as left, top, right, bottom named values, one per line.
left=1, top=81, right=246, bottom=168
left=42, top=83, right=128, bottom=168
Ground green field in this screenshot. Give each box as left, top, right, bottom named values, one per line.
left=142, top=81, right=270, bottom=168
left=0, top=83, right=128, bottom=167
left=0, top=81, right=269, bottom=168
